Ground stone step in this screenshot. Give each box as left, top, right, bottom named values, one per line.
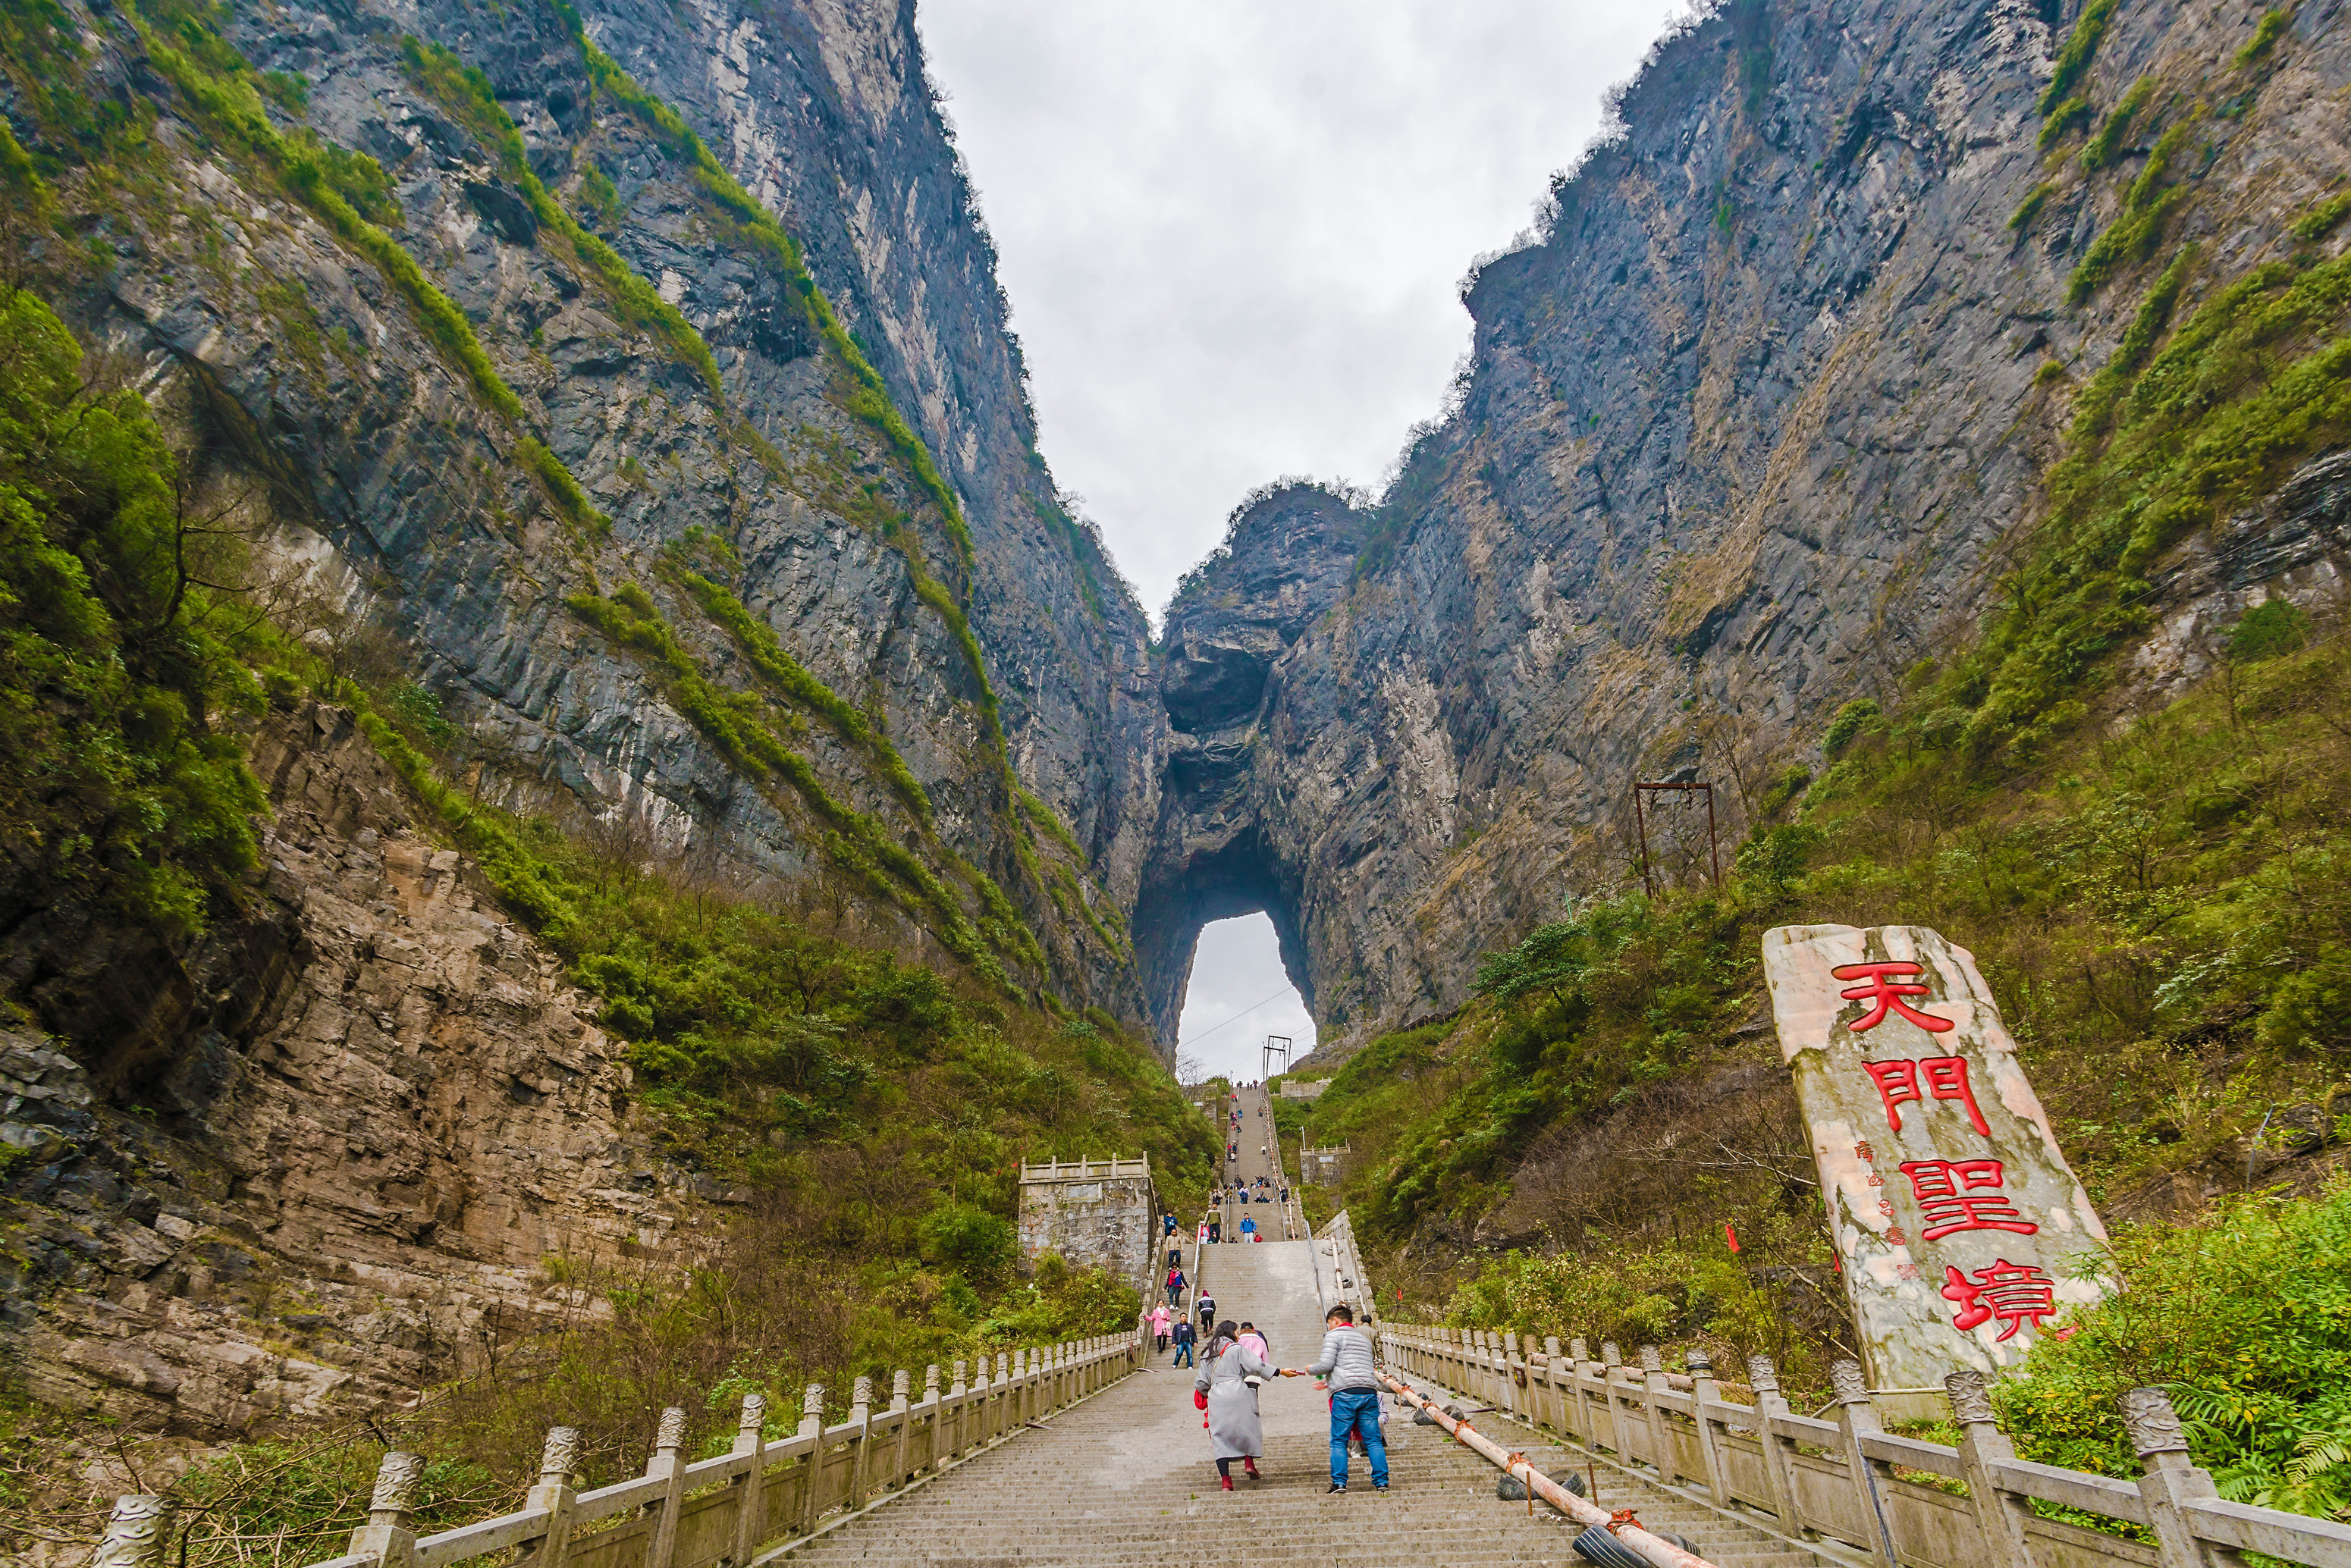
left=779, top=1156, right=1828, bottom=1568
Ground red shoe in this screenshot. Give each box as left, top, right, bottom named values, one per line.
left=1244, top=1458, right=1260, bottom=1480
left=1220, top=1475, right=1235, bottom=1491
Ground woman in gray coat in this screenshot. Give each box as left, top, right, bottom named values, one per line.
left=1193, top=1319, right=1273, bottom=1489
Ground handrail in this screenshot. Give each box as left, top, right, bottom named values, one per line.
left=1376, top=1319, right=2351, bottom=1568
left=86, top=1332, right=1150, bottom=1568
left=1381, top=1375, right=1718, bottom=1568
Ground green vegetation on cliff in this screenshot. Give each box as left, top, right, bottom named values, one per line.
left=0, top=284, right=268, bottom=941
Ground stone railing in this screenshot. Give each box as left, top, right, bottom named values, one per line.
left=1380, top=1322, right=2351, bottom=1568
left=91, top=1334, right=1144, bottom=1568
left=1018, top=1156, right=1148, bottom=1181
left=1316, top=1210, right=1370, bottom=1320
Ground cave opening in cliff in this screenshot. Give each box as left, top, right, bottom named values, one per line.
left=1175, top=913, right=1318, bottom=1082
left=1132, top=827, right=1315, bottom=1071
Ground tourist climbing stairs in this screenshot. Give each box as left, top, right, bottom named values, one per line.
left=778, top=1239, right=1814, bottom=1566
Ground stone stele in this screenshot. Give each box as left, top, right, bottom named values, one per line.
left=1762, top=924, right=2111, bottom=1388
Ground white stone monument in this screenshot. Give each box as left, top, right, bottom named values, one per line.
left=1762, top=924, right=2111, bottom=1392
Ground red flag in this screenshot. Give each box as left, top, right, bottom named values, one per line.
left=1724, top=1223, right=1740, bottom=1253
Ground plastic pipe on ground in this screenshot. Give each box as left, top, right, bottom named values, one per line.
left=1377, top=1373, right=1720, bottom=1568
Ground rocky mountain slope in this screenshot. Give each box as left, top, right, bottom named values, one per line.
left=5, top=0, right=2351, bottom=1516
left=1145, top=0, right=2351, bottom=1053
left=4, top=701, right=713, bottom=1469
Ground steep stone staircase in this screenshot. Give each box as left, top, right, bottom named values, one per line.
left=780, top=1241, right=1823, bottom=1566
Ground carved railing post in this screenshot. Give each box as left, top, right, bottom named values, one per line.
left=644, top=1408, right=689, bottom=1568
left=349, top=1453, right=422, bottom=1568
left=1540, top=1337, right=1564, bottom=1434
left=96, top=1496, right=174, bottom=1568
left=1831, top=1361, right=1901, bottom=1568
left=1600, top=1341, right=1627, bottom=1457
left=1747, top=1355, right=1800, bottom=1534
left=790, top=1385, right=824, bottom=1538
left=523, top=1429, right=579, bottom=1568
left=846, top=1376, right=874, bottom=1509
left=1638, top=1345, right=1675, bottom=1480
left=950, top=1360, right=970, bottom=1455
left=1568, top=1337, right=1596, bottom=1448
left=921, top=1365, right=942, bottom=1473
left=1686, top=1350, right=1731, bottom=1504
left=1945, top=1371, right=2034, bottom=1568
left=731, top=1393, right=770, bottom=1562
left=889, top=1369, right=912, bottom=1485
left=2125, top=1386, right=2243, bottom=1568
left=996, top=1352, right=1010, bottom=1438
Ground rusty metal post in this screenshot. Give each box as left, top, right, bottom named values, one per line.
left=1705, top=782, right=1719, bottom=886
left=1634, top=782, right=1653, bottom=895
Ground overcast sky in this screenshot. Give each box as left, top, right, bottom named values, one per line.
left=915, top=2, right=1689, bottom=1068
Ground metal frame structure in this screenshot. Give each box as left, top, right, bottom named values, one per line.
left=1260, top=1034, right=1292, bottom=1080
left=1633, top=779, right=1719, bottom=895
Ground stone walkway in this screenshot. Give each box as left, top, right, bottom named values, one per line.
left=781, top=1242, right=1822, bottom=1566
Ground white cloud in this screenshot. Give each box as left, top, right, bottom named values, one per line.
left=918, top=0, right=1687, bottom=617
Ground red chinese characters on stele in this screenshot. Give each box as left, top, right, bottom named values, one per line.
left=1896, top=1159, right=2039, bottom=1241
left=1832, top=960, right=1957, bottom=1035
left=1940, top=1259, right=2066, bottom=1342
left=1841, top=961, right=2065, bottom=1343
left=1863, top=1055, right=1992, bottom=1137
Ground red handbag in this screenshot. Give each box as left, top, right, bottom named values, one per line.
left=1193, top=1389, right=1210, bottom=1411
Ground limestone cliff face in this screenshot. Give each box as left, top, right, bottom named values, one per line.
left=1138, top=0, right=2351, bottom=1053
left=15, top=0, right=1150, bottom=1030
left=2, top=707, right=711, bottom=1442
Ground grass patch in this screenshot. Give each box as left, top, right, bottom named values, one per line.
left=2081, top=75, right=2155, bottom=171
left=2040, top=0, right=2119, bottom=114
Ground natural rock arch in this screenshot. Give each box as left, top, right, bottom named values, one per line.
left=1134, top=484, right=1362, bottom=1050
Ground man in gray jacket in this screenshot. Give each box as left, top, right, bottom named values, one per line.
left=1281, top=1303, right=1389, bottom=1492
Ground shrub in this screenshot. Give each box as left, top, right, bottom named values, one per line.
left=1998, top=1179, right=2351, bottom=1523
left=2233, top=8, right=2292, bottom=69
left=2081, top=76, right=2155, bottom=171
left=0, top=288, right=268, bottom=940
left=920, top=1203, right=1017, bottom=1280
left=2010, top=180, right=2056, bottom=232
left=2227, top=599, right=2311, bottom=663
left=2037, top=96, right=2093, bottom=150
left=2039, top=0, right=2119, bottom=114
left=1822, top=698, right=1883, bottom=756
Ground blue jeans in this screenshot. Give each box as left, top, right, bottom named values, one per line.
left=1329, top=1388, right=1388, bottom=1487
left=1172, top=1341, right=1194, bottom=1367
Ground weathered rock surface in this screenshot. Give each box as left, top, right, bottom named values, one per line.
left=0, top=706, right=708, bottom=1446
left=1138, top=0, right=2351, bottom=1055
left=17, top=0, right=1150, bottom=1033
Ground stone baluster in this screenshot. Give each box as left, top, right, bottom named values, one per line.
left=887, top=1369, right=912, bottom=1487
left=1638, top=1345, right=1676, bottom=1481
left=921, top=1366, right=943, bottom=1474
left=1945, top=1371, right=2034, bottom=1568
left=795, top=1384, right=830, bottom=1536
left=97, top=1495, right=174, bottom=1568
left=644, top=1408, right=689, bottom=1568
left=525, top=1428, right=581, bottom=1568
left=2125, top=1386, right=2245, bottom=1568
left=846, top=1376, right=874, bottom=1507
left=1746, top=1355, right=1800, bottom=1534
left=1600, top=1342, right=1627, bottom=1459
left=729, top=1394, right=773, bottom=1556
left=349, top=1452, right=423, bottom=1568
left=1685, top=1350, right=1731, bottom=1504
left=1568, top=1337, right=1596, bottom=1448
left=1540, top=1336, right=1564, bottom=1435
left=1830, top=1361, right=1901, bottom=1568
left=951, top=1359, right=970, bottom=1455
